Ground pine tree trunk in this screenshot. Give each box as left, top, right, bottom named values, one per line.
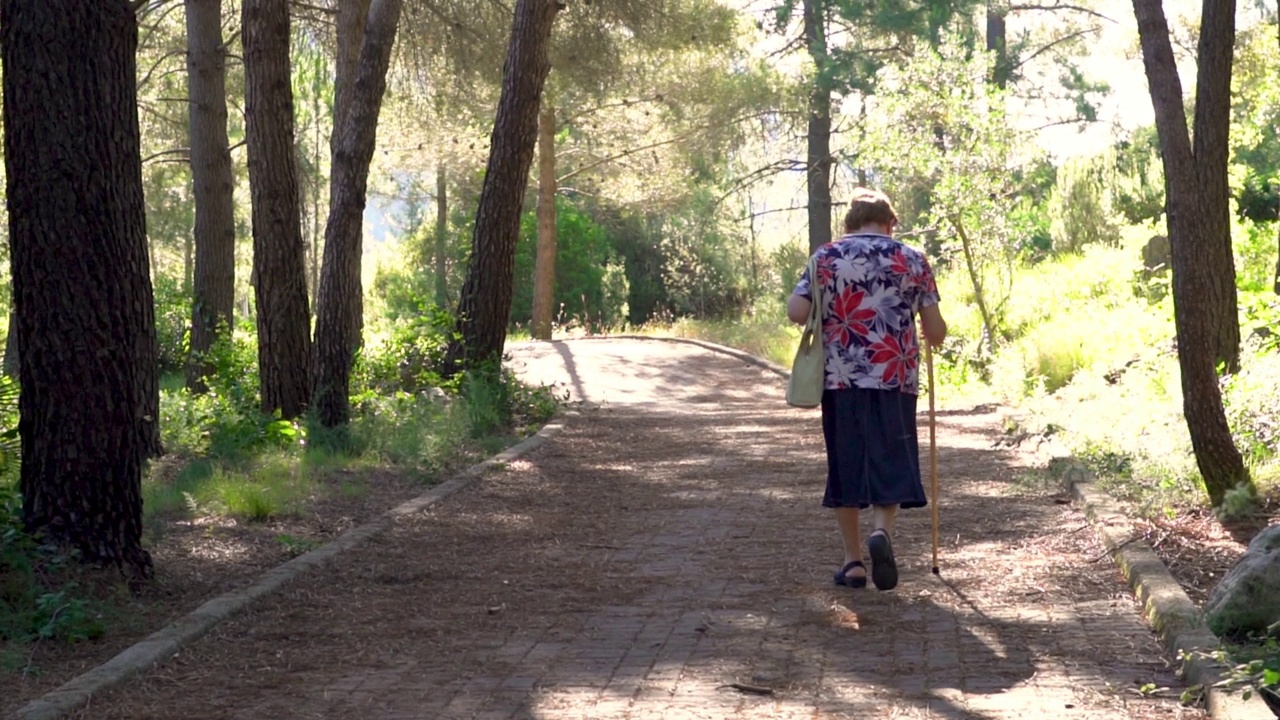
left=531, top=104, right=557, bottom=341
left=1191, top=0, right=1241, bottom=374
left=444, top=0, right=563, bottom=374
left=2, top=313, right=17, bottom=378
left=1132, top=0, right=1249, bottom=507
left=185, top=0, right=237, bottom=393
left=803, top=0, right=833, bottom=253
left=244, top=0, right=312, bottom=419
left=332, top=0, right=372, bottom=167
left=987, top=5, right=1009, bottom=88
left=313, top=0, right=403, bottom=427
left=435, top=163, right=449, bottom=306
left=2, top=0, right=157, bottom=576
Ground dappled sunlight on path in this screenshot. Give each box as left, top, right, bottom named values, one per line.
left=77, top=338, right=1201, bottom=720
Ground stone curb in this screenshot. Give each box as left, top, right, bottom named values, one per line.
left=10, top=414, right=573, bottom=720
left=1049, top=457, right=1272, bottom=720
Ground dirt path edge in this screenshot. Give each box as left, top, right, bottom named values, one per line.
left=1048, top=456, right=1273, bottom=720
left=9, top=415, right=574, bottom=720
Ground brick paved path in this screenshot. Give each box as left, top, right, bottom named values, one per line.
left=81, top=338, right=1201, bottom=719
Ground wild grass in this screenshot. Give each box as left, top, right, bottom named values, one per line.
left=634, top=298, right=802, bottom=369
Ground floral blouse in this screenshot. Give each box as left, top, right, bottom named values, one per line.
left=793, top=233, right=940, bottom=395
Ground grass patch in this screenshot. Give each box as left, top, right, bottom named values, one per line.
left=635, top=298, right=801, bottom=369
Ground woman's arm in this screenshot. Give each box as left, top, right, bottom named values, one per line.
left=919, top=303, right=947, bottom=347
left=787, top=293, right=812, bottom=324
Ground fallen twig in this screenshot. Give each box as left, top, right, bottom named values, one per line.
left=721, top=682, right=775, bottom=696
left=1090, top=533, right=1149, bottom=563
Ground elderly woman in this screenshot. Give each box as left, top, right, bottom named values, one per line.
left=788, top=188, right=947, bottom=591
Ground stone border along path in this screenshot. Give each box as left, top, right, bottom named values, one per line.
left=10, top=337, right=1219, bottom=719
left=11, top=418, right=574, bottom=720
left=1047, top=457, right=1272, bottom=720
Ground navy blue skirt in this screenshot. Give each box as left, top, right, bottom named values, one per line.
left=821, top=388, right=928, bottom=510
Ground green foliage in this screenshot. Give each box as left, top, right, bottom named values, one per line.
left=866, top=39, right=1030, bottom=349
left=769, top=240, right=808, bottom=302
left=1231, top=24, right=1280, bottom=224
left=1046, top=152, right=1122, bottom=253
left=161, top=328, right=310, bottom=460
left=1, top=485, right=106, bottom=647
left=460, top=363, right=561, bottom=440
left=153, top=273, right=192, bottom=375
left=276, top=534, right=321, bottom=558
left=1113, top=126, right=1166, bottom=225
left=510, top=198, right=619, bottom=331
left=1234, top=219, right=1280, bottom=294
left=659, top=191, right=752, bottom=320
left=1205, top=633, right=1280, bottom=705
left=607, top=210, right=669, bottom=325
left=660, top=297, right=801, bottom=369
left=346, top=392, right=466, bottom=471
left=356, top=296, right=457, bottom=395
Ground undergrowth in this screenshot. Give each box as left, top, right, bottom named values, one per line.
left=2, top=308, right=562, bottom=661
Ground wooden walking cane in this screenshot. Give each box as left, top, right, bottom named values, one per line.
left=926, top=336, right=940, bottom=575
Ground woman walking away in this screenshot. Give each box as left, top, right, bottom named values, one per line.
left=787, top=188, right=947, bottom=591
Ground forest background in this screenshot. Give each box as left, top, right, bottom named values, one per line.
left=0, top=0, right=1278, bottom=677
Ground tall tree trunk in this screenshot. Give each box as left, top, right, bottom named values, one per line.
left=185, top=0, right=237, bottom=393
left=2, top=312, right=17, bottom=378
left=531, top=104, right=557, bottom=341
left=987, top=5, right=1009, bottom=88
left=444, top=0, right=562, bottom=374
left=803, top=0, right=833, bottom=253
left=313, top=0, right=403, bottom=427
left=244, top=0, right=312, bottom=419
left=435, top=162, right=449, bottom=306
left=1192, top=0, right=1241, bottom=374
left=1132, top=0, right=1250, bottom=507
left=2, top=0, right=156, bottom=576
left=183, top=233, right=193, bottom=295
left=332, top=0, right=372, bottom=165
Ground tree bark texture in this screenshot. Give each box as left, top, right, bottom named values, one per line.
left=1191, top=0, right=1241, bottom=374
left=3, top=313, right=17, bottom=378
left=435, top=163, right=449, bottom=306
left=804, top=0, right=833, bottom=253
left=2, top=0, right=157, bottom=575
left=444, top=0, right=562, bottom=373
left=332, top=0, right=372, bottom=169
left=313, top=0, right=403, bottom=427
left=243, top=0, right=312, bottom=419
left=987, top=5, right=1009, bottom=88
left=531, top=104, right=557, bottom=341
left=1132, top=0, right=1249, bottom=506
left=184, top=0, right=237, bottom=393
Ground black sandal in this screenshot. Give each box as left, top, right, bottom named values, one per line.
left=867, top=531, right=898, bottom=591
left=833, top=560, right=867, bottom=588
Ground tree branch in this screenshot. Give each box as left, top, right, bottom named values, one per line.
left=556, top=110, right=775, bottom=184
left=142, top=147, right=189, bottom=164
left=1010, top=28, right=1096, bottom=72
left=1008, top=3, right=1117, bottom=24
left=290, top=0, right=336, bottom=15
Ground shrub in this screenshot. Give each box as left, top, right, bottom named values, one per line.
left=153, top=273, right=191, bottom=375
left=1046, top=152, right=1122, bottom=253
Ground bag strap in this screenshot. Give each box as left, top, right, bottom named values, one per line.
left=806, top=254, right=822, bottom=334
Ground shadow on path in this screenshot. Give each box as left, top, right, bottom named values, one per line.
left=71, top=338, right=1198, bottom=720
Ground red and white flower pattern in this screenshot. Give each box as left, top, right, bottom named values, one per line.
left=794, top=233, right=940, bottom=394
